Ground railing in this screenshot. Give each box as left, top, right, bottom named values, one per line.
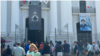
left=19, top=1, right=50, bottom=8
left=72, top=7, right=96, bottom=13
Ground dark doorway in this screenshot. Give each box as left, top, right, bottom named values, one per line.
left=26, top=18, right=44, bottom=44
left=76, top=22, right=92, bottom=44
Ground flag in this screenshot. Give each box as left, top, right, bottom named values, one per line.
left=15, top=24, right=19, bottom=28
left=23, top=0, right=27, bottom=4
left=87, top=6, right=89, bottom=8
left=90, top=6, right=92, bottom=8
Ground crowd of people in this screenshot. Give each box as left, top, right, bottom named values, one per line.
left=74, top=40, right=100, bottom=56
left=1, top=40, right=100, bottom=56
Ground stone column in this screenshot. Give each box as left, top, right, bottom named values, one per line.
left=95, top=1, right=100, bottom=39
left=50, top=1, right=57, bottom=33
left=61, top=1, right=73, bottom=34
left=10, top=1, right=20, bottom=37
left=60, top=1, right=73, bottom=45
left=50, top=1, right=57, bottom=45
left=1, top=1, right=7, bottom=37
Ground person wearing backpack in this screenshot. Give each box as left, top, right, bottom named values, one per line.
left=91, top=41, right=99, bottom=56
left=74, top=41, right=80, bottom=56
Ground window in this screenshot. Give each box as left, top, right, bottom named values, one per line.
left=79, top=1, right=86, bottom=13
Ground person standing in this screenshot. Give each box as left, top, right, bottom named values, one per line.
left=25, top=40, right=31, bottom=54
left=50, top=43, right=54, bottom=56
left=12, top=42, right=25, bottom=56
left=55, top=41, right=59, bottom=56
left=39, top=42, right=44, bottom=55
left=97, top=41, right=100, bottom=48
left=86, top=42, right=91, bottom=56
left=78, top=40, right=83, bottom=54
left=50, top=41, right=54, bottom=47
left=43, top=42, right=50, bottom=56
left=56, top=41, right=63, bottom=56
left=43, top=41, right=46, bottom=46
left=27, top=43, right=40, bottom=56
left=1, top=45, right=5, bottom=56
left=74, top=41, right=80, bottom=56
left=5, top=45, right=12, bottom=56
left=35, top=41, right=39, bottom=48
left=91, top=41, right=99, bottom=56
left=63, top=40, right=70, bottom=56
left=21, top=42, right=25, bottom=49
left=11, top=44, right=16, bottom=56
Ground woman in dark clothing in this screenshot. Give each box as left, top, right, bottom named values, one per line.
left=43, top=42, right=50, bottom=56
left=56, top=41, right=63, bottom=56
left=5, top=45, right=11, bottom=56
left=56, top=41, right=63, bottom=52
left=1, top=45, right=5, bottom=56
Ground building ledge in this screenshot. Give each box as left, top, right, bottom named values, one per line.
left=20, top=7, right=50, bottom=11
left=72, top=13, right=96, bottom=16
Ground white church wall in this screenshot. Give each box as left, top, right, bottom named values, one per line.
left=72, top=1, right=79, bottom=7
left=11, top=1, right=20, bottom=32
left=95, top=1, right=100, bottom=42
left=86, top=1, right=95, bottom=8
left=49, top=1, right=58, bottom=33
left=4, top=37, right=21, bottom=49
left=1, top=1, right=7, bottom=37
left=60, top=1, right=73, bottom=35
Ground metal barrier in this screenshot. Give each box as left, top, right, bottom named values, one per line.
left=19, top=1, right=50, bottom=8
left=72, top=7, right=96, bottom=13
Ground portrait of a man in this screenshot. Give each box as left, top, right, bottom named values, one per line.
left=80, top=19, right=87, bottom=30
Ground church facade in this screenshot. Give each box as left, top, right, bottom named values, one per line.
left=1, top=1, right=100, bottom=48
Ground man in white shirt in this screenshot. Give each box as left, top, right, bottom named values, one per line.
left=87, top=42, right=91, bottom=56
left=12, top=42, right=25, bottom=56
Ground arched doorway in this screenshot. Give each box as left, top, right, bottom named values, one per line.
left=26, top=18, right=44, bottom=44
left=76, top=22, right=92, bottom=44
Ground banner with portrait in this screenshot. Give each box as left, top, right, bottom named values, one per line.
left=79, top=13, right=91, bottom=31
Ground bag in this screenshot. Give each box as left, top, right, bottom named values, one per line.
left=91, top=52, right=94, bottom=55
left=95, top=50, right=100, bottom=55
left=57, top=52, right=63, bottom=56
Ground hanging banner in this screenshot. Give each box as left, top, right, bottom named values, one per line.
left=29, top=5, right=41, bottom=30
left=79, top=13, right=91, bottom=31
left=30, top=0, right=40, bottom=5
